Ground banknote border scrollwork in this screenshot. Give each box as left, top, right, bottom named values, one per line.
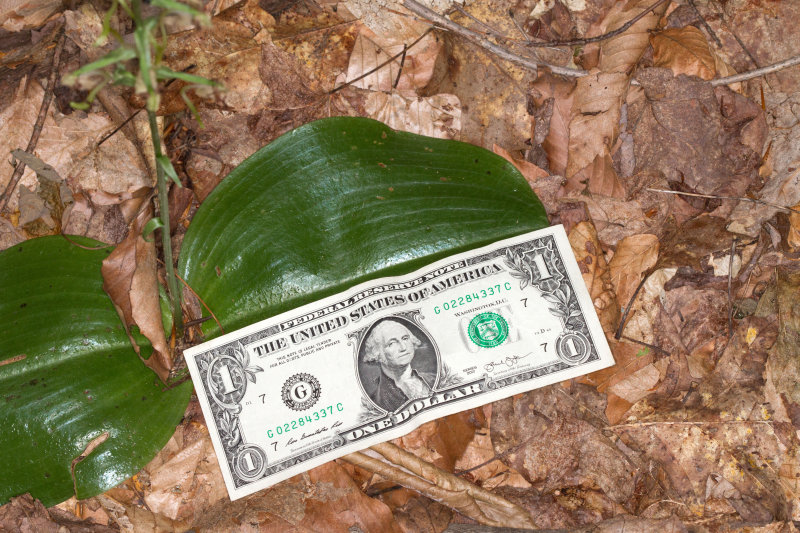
left=195, top=341, right=265, bottom=488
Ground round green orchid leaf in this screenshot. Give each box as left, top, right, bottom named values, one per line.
left=179, top=117, right=549, bottom=337
left=0, top=236, right=191, bottom=507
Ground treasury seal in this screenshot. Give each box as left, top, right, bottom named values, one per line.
left=281, top=373, right=322, bottom=411
left=468, top=312, right=508, bottom=348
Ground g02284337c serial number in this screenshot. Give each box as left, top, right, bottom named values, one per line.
left=267, top=403, right=343, bottom=438
left=433, top=282, right=512, bottom=314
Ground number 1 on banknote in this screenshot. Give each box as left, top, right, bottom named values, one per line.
left=183, top=224, right=615, bottom=500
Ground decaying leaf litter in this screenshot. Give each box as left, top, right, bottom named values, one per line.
left=2, top=0, right=800, bottom=530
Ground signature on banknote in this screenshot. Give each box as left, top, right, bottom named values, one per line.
left=484, top=352, right=532, bottom=373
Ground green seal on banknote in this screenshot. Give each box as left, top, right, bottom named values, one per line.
left=468, top=312, right=508, bottom=348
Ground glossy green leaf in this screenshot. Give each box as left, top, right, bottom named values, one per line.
left=179, top=117, right=548, bottom=337
left=0, top=236, right=191, bottom=507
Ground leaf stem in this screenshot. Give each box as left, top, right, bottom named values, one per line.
left=148, top=108, right=183, bottom=334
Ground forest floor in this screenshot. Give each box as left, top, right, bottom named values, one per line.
left=2, top=0, right=800, bottom=531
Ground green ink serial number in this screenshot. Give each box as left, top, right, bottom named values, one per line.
left=267, top=403, right=343, bottom=439
left=433, top=282, right=512, bottom=314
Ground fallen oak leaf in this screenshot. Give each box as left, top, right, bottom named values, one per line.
left=492, top=145, right=549, bottom=182
left=102, top=206, right=172, bottom=382
left=566, top=70, right=627, bottom=179
left=652, top=26, right=716, bottom=80
left=338, top=26, right=441, bottom=94
left=608, top=233, right=659, bottom=305
left=530, top=73, right=576, bottom=177
left=364, top=92, right=461, bottom=139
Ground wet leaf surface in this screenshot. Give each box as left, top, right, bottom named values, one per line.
left=0, top=236, right=191, bottom=506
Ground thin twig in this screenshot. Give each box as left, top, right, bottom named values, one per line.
left=328, top=27, right=433, bottom=94
left=453, top=4, right=507, bottom=41
left=97, top=109, right=143, bottom=147
left=402, top=0, right=586, bottom=77
left=646, top=188, right=800, bottom=214
left=404, top=0, right=800, bottom=87
left=687, top=0, right=721, bottom=48
left=173, top=270, right=225, bottom=334
left=710, top=54, right=800, bottom=86
left=727, top=237, right=737, bottom=337
left=393, top=44, right=408, bottom=89
left=508, top=9, right=531, bottom=43
left=0, top=30, right=65, bottom=213
left=620, top=335, right=670, bottom=356
left=614, top=273, right=649, bottom=340
left=524, top=0, right=668, bottom=48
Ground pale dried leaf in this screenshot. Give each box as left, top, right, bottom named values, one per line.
left=597, top=0, right=668, bottom=74
left=364, top=92, right=461, bottom=139
left=652, top=26, right=716, bottom=80
left=339, top=28, right=441, bottom=95
left=608, top=362, right=662, bottom=403
left=193, top=460, right=404, bottom=532
left=101, top=207, right=171, bottom=382
left=608, top=233, right=659, bottom=305
left=568, top=221, right=619, bottom=334
left=343, top=0, right=446, bottom=43
left=530, top=74, right=575, bottom=177
left=621, top=267, right=676, bottom=346
left=566, top=71, right=626, bottom=178
left=0, top=0, right=62, bottom=31
left=0, top=79, right=151, bottom=213
left=765, top=267, right=800, bottom=429
left=584, top=153, right=626, bottom=198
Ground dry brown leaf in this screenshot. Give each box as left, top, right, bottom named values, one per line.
left=492, top=145, right=549, bottom=182
left=632, top=68, right=765, bottom=219
left=338, top=28, right=441, bottom=94
left=364, top=92, right=461, bottom=139
left=584, top=152, right=627, bottom=199
left=101, top=207, right=172, bottom=382
left=393, top=410, right=482, bottom=473
left=491, top=387, right=637, bottom=507
left=351, top=442, right=536, bottom=529
left=614, top=379, right=800, bottom=524
left=608, top=233, right=659, bottom=305
left=568, top=221, right=619, bottom=335
left=788, top=202, right=800, bottom=251
left=0, top=494, right=115, bottom=533
left=651, top=26, right=716, bottom=80
left=566, top=70, right=626, bottom=179
left=0, top=0, right=62, bottom=31
left=159, top=7, right=276, bottom=115
left=137, top=419, right=227, bottom=527
left=0, top=79, right=151, bottom=214
left=191, top=460, right=403, bottom=533
left=530, top=74, right=576, bottom=177
left=607, top=360, right=665, bottom=404
left=765, top=267, right=800, bottom=429
left=597, top=0, right=668, bottom=74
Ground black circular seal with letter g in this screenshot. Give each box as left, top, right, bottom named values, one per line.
left=281, top=373, right=321, bottom=411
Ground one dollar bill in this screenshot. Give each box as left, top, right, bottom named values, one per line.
left=183, top=224, right=615, bottom=500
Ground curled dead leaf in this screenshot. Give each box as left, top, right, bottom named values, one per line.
left=101, top=207, right=172, bottom=382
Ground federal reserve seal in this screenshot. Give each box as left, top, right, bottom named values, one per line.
left=468, top=312, right=508, bottom=348
left=281, top=373, right=321, bottom=411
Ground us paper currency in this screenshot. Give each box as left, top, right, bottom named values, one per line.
left=183, top=224, right=615, bottom=500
